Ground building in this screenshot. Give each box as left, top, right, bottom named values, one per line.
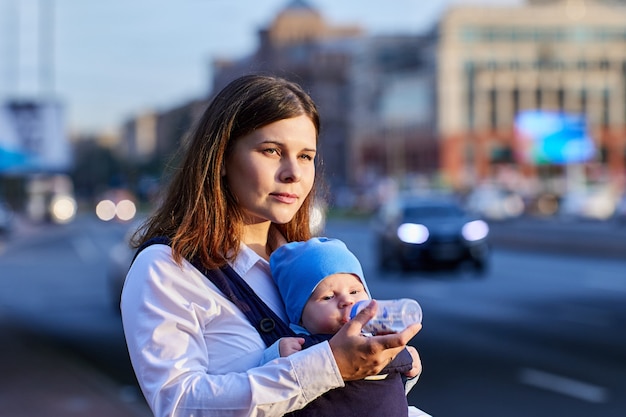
left=212, top=0, right=439, bottom=199
left=118, top=0, right=440, bottom=206
left=349, top=33, right=438, bottom=190
left=120, top=98, right=208, bottom=165
left=438, top=0, right=626, bottom=197
left=212, top=0, right=364, bottom=193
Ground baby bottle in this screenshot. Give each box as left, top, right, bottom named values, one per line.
left=350, top=298, right=423, bottom=335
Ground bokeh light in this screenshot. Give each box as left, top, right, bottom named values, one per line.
left=96, top=199, right=116, bottom=221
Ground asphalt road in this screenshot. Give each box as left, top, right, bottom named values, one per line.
left=327, top=215, right=626, bottom=417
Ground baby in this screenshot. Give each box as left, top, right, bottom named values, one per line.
left=264, top=237, right=421, bottom=417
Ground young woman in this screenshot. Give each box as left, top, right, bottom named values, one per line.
left=121, top=74, right=422, bottom=417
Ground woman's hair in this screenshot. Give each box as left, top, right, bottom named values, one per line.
left=132, top=74, right=321, bottom=269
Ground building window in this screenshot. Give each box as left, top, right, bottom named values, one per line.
left=489, top=89, right=497, bottom=129
left=461, top=26, right=477, bottom=42
left=535, top=88, right=542, bottom=109
left=600, top=59, right=610, bottom=70
left=581, top=89, right=587, bottom=114
left=603, top=89, right=610, bottom=127
left=466, top=62, right=475, bottom=129
left=491, top=146, right=513, bottom=163
left=600, top=146, right=609, bottom=163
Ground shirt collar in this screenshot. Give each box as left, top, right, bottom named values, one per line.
left=229, top=244, right=270, bottom=278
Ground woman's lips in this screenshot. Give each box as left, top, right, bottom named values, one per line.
left=271, top=193, right=298, bottom=204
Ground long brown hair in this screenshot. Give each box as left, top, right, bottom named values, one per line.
left=132, top=74, right=321, bottom=269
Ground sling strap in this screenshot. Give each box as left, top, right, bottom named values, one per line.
left=133, top=236, right=296, bottom=347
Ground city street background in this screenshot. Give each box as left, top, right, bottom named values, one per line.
left=2, top=1, right=626, bottom=415
left=0, top=213, right=624, bottom=417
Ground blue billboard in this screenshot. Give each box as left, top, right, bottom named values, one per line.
left=0, top=99, right=71, bottom=174
left=514, top=110, right=595, bottom=165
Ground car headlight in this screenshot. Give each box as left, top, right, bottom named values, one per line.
left=116, top=199, right=137, bottom=221
left=397, top=223, right=429, bottom=244
left=462, top=220, right=489, bottom=241
left=96, top=199, right=137, bottom=222
left=50, top=195, right=77, bottom=224
left=96, top=199, right=117, bottom=221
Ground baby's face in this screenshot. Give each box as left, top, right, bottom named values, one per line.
left=301, top=273, right=369, bottom=334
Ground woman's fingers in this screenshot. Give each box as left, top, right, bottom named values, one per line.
left=378, top=322, right=422, bottom=349
left=329, top=302, right=423, bottom=381
left=342, top=299, right=377, bottom=334
left=404, top=345, right=422, bottom=379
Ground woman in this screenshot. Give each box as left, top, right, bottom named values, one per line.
left=121, top=74, right=422, bottom=417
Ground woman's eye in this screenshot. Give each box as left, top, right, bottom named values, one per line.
left=263, top=148, right=280, bottom=156
left=299, top=153, right=314, bottom=161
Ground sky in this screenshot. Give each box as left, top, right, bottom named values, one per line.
left=0, top=0, right=522, bottom=135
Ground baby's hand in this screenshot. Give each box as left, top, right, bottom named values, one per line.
left=279, top=337, right=305, bottom=357
left=405, top=345, right=422, bottom=379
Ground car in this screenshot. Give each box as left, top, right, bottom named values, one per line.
left=95, top=188, right=138, bottom=223
left=372, top=195, right=490, bottom=273
left=559, top=186, right=618, bottom=221
left=464, top=185, right=524, bottom=221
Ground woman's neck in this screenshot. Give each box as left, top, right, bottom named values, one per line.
left=241, top=222, right=272, bottom=260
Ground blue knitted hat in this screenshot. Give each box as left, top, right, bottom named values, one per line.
left=269, top=237, right=370, bottom=326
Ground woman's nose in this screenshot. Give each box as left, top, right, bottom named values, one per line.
left=279, top=157, right=301, bottom=183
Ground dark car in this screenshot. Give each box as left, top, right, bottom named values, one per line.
left=372, top=195, right=490, bottom=273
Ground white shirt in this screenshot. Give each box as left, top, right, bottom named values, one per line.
left=121, top=243, right=344, bottom=417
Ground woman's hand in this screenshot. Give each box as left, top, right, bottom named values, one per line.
left=329, top=300, right=422, bottom=381
left=404, top=345, right=422, bottom=379
left=279, top=337, right=305, bottom=357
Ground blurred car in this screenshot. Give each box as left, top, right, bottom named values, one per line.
left=96, top=188, right=138, bottom=223
left=372, top=195, right=490, bottom=273
left=465, top=185, right=524, bottom=221
left=559, top=186, right=618, bottom=221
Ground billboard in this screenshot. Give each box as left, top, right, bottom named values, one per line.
left=0, top=99, right=72, bottom=173
left=514, top=110, right=595, bottom=165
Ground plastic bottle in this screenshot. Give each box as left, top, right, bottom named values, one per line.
left=350, top=298, right=422, bottom=335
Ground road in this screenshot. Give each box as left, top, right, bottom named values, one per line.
left=329, top=217, right=626, bottom=417
left=0, top=214, right=624, bottom=416
left=0, top=217, right=142, bottom=399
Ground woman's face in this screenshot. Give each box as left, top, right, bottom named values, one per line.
left=301, top=273, right=369, bottom=335
left=224, top=114, right=317, bottom=226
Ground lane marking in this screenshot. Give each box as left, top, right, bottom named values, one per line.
left=518, top=367, right=609, bottom=403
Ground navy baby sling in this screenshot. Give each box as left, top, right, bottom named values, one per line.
left=133, top=236, right=295, bottom=346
